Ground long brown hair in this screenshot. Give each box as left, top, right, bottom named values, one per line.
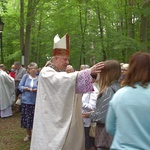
left=99, top=60, right=121, bottom=94
left=121, top=52, right=150, bottom=87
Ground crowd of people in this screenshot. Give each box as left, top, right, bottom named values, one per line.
left=0, top=61, right=40, bottom=141
left=0, top=33, right=150, bottom=150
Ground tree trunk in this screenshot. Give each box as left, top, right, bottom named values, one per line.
left=127, top=0, right=134, bottom=38
left=20, top=0, right=25, bottom=65
left=36, top=12, right=42, bottom=66
left=24, top=0, right=39, bottom=66
left=79, top=3, right=88, bottom=66
left=139, top=0, right=150, bottom=51
left=96, top=0, right=106, bottom=60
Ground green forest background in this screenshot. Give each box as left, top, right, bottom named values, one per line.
left=0, top=0, right=150, bottom=70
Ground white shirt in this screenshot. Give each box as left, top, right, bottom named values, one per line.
left=82, top=84, right=99, bottom=127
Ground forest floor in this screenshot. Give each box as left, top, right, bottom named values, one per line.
left=0, top=110, right=30, bottom=150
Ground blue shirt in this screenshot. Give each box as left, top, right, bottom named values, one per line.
left=18, top=74, right=38, bottom=105
left=106, top=83, right=150, bottom=150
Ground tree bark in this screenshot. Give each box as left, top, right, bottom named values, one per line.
left=79, top=2, right=88, bottom=66
left=20, top=0, right=25, bottom=65
left=95, top=0, right=106, bottom=60
left=24, top=0, right=39, bottom=66
left=139, top=0, right=150, bottom=51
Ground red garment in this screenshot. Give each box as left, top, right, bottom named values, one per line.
left=9, top=72, right=15, bottom=78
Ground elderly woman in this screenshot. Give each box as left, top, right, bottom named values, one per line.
left=18, top=62, right=38, bottom=142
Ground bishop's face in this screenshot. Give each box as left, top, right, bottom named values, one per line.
left=54, top=56, right=69, bottom=71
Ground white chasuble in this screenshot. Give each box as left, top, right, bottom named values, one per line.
left=0, top=70, right=15, bottom=110
left=30, top=67, right=85, bottom=150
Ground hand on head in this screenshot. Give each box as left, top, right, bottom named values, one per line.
left=90, top=62, right=104, bottom=75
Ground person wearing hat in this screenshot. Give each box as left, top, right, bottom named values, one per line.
left=30, top=34, right=104, bottom=150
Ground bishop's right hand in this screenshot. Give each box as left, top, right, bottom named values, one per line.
left=90, top=62, right=104, bottom=75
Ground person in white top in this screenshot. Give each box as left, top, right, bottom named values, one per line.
left=0, top=67, right=15, bottom=118
left=82, top=74, right=99, bottom=150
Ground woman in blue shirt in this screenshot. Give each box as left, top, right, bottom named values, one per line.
left=18, top=62, right=38, bottom=142
left=106, top=52, right=150, bottom=150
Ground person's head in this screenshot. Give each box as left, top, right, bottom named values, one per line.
left=121, top=63, right=129, bottom=74
left=99, top=60, right=121, bottom=94
left=14, top=62, right=21, bottom=70
left=80, top=64, right=89, bottom=70
left=37, top=68, right=41, bottom=73
left=80, top=65, right=85, bottom=70
left=0, top=64, right=6, bottom=71
left=121, top=52, right=150, bottom=87
left=51, top=55, right=69, bottom=71
left=66, top=65, right=74, bottom=73
left=28, top=62, right=38, bottom=76
left=120, top=63, right=124, bottom=67
left=10, top=65, right=16, bottom=72
left=85, top=64, right=90, bottom=69
left=51, top=34, right=70, bottom=71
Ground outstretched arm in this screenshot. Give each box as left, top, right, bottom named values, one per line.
left=76, top=62, right=104, bottom=93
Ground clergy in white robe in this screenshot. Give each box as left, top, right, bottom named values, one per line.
left=30, top=34, right=104, bottom=150
left=30, top=66, right=97, bottom=150
left=0, top=69, right=16, bottom=118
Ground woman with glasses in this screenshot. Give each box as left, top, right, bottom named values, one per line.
left=18, top=62, right=38, bottom=142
